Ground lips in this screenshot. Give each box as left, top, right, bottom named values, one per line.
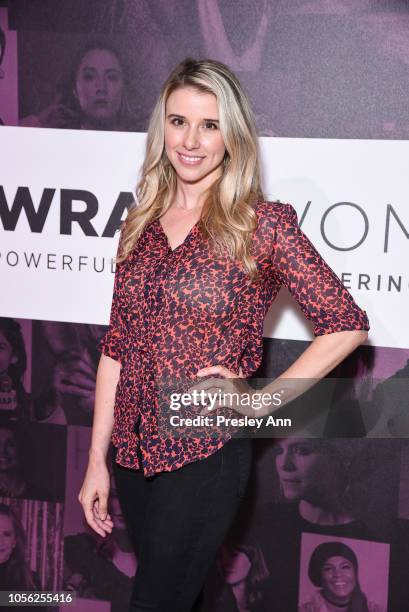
left=177, top=152, right=205, bottom=166
left=330, top=580, right=350, bottom=592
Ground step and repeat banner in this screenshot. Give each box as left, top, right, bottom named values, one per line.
left=1, top=127, right=407, bottom=348
left=1, top=2, right=409, bottom=611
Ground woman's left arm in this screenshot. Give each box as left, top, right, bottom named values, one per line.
left=279, top=328, right=367, bottom=381
left=250, top=202, right=369, bottom=413
left=250, top=203, right=369, bottom=412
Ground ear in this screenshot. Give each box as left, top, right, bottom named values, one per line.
left=10, top=355, right=18, bottom=364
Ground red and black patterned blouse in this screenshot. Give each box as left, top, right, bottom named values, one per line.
left=98, top=201, right=369, bottom=476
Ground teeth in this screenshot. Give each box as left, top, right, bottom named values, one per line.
left=179, top=154, right=202, bottom=161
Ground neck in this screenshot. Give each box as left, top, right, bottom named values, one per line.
left=322, top=589, right=350, bottom=609
left=298, top=500, right=353, bottom=525
left=81, top=116, right=118, bottom=131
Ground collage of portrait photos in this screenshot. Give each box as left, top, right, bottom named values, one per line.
left=1, top=317, right=408, bottom=611
left=1, top=1, right=409, bottom=139
left=0, top=317, right=137, bottom=610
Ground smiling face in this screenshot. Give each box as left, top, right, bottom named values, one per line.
left=164, top=86, right=226, bottom=188
left=74, top=49, right=124, bottom=125
left=321, top=555, right=357, bottom=603
left=273, top=439, right=331, bottom=501
left=0, top=514, right=16, bottom=564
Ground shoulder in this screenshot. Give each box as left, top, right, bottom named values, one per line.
left=255, top=200, right=298, bottom=226
left=299, top=591, right=327, bottom=612
left=252, top=201, right=300, bottom=249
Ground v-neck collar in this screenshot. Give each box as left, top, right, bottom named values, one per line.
left=154, top=217, right=200, bottom=253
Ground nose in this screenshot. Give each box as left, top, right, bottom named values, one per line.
left=95, top=75, right=107, bottom=94
left=332, top=569, right=343, bottom=579
left=182, top=125, right=200, bottom=150
left=280, top=450, right=295, bottom=471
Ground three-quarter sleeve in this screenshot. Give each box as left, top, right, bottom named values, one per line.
left=271, top=203, right=370, bottom=336
left=97, top=228, right=127, bottom=363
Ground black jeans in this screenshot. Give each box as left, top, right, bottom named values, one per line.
left=111, top=436, right=252, bottom=612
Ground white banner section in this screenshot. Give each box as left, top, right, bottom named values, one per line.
left=0, top=126, right=408, bottom=348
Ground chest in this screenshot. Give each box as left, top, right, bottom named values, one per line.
left=158, top=209, right=202, bottom=252
left=125, top=244, right=257, bottom=319
left=120, top=217, right=277, bottom=325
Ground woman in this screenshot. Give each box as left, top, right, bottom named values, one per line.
left=0, top=421, right=48, bottom=500
left=274, top=438, right=365, bottom=527
left=243, top=439, right=377, bottom=612
left=0, top=504, right=39, bottom=591
left=32, top=321, right=101, bottom=425
left=20, top=39, right=137, bottom=132
left=0, top=318, right=31, bottom=422
left=0, top=424, right=26, bottom=497
left=78, top=57, right=369, bottom=612
left=204, top=540, right=268, bottom=611
left=300, top=541, right=384, bottom=612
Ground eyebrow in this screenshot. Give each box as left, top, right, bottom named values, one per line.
left=81, top=66, right=122, bottom=73
left=167, top=113, right=219, bottom=123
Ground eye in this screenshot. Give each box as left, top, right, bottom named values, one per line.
left=204, top=121, right=218, bottom=130
left=107, top=72, right=120, bottom=82
left=170, top=117, right=185, bottom=127
left=293, top=444, right=315, bottom=455
left=81, top=71, right=95, bottom=81
left=272, top=445, right=283, bottom=457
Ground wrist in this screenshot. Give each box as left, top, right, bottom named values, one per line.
left=88, top=447, right=107, bottom=464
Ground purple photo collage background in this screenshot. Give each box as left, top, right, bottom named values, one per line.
left=1, top=0, right=409, bottom=138
left=1, top=317, right=409, bottom=610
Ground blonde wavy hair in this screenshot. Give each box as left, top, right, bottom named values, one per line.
left=117, top=57, right=265, bottom=279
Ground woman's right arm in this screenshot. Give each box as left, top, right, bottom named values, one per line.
left=78, top=353, right=120, bottom=537
left=79, top=225, right=127, bottom=535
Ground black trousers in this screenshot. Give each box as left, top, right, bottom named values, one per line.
left=112, top=436, right=252, bottom=612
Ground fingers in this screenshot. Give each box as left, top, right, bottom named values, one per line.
left=79, top=491, right=113, bottom=537
left=95, top=497, right=109, bottom=522
left=94, top=500, right=114, bottom=532
left=199, top=400, right=224, bottom=417
left=54, top=361, right=96, bottom=395
left=197, top=365, right=233, bottom=378
left=82, top=496, right=107, bottom=537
